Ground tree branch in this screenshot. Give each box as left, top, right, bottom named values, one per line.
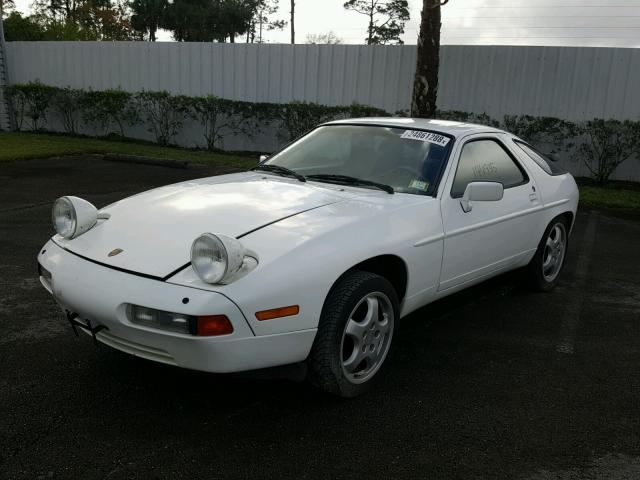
left=427, top=0, right=449, bottom=9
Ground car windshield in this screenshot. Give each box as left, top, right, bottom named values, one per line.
left=264, top=125, right=452, bottom=195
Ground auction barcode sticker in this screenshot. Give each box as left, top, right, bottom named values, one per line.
left=400, top=130, right=450, bottom=147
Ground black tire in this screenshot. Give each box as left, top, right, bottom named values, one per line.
left=526, top=215, right=570, bottom=292
left=307, top=270, right=399, bottom=398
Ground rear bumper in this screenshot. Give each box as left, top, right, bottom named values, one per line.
left=38, top=240, right=316, bottom=373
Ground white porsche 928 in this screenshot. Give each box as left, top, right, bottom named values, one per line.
left=38, top=118, right=578, bottom=397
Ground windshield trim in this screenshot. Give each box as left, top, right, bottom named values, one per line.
left=264, top=123, right=457, bottom=197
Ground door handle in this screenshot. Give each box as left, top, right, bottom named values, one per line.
left=529, top=193, right=538, bottom=202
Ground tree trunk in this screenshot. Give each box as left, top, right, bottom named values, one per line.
left=290, top=0, right=295, bottom=44
left=150, top=26, right=156, bottom=42
left=411, top=0, right=444, bottom=118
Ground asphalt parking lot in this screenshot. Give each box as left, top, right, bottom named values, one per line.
left=1, top=156, right=639, bottom=479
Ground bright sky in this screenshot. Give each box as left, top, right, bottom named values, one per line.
left=11, top=0, right=640, bottom=47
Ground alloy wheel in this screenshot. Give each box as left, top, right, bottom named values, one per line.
left=340, top=292, right=394, bottom=384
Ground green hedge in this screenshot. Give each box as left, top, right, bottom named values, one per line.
left=3, top=81, right=640, bottom=184
left=3, top=81, right=387, bottom=150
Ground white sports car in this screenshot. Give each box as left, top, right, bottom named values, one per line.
left=38, top=118, right=578, bottom=397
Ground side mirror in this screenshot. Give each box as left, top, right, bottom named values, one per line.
left=259, top=154, right=269, bottom=163
left=460, top=182, right=504, bottom=213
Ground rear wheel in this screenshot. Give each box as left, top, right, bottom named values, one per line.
left=307, top=270, right=398, bottom=397
left=526, top=216, right=569, bottom=291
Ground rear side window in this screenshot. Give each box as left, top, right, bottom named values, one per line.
left=514, top=141, right=566, bottom=176
left=451, top=139, right=527, bottom=198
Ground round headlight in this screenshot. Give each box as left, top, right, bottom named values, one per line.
left=52, top=197, right=77, bottom=238
left=191, top=234, right=228, bottom=284
left=191, top=233, right=248, bottom=284
left=52, top=196, right=98, bottom=239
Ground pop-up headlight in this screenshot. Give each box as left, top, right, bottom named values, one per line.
left=190, top=233, right=258, bottom=285
left=52, top=196, right=98, bottom=239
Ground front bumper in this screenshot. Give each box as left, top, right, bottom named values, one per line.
left=38, top=240, right=316, bottom=373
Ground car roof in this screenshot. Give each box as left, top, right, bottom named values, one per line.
left=324, top=117, right=507, bottom=136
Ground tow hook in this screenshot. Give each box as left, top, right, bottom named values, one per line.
left=65, top=311, right=109, bottom=346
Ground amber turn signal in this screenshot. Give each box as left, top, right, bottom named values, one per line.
left=255, top=305, right=300, bottom=321
left=197, top=315, right=234, bottom=336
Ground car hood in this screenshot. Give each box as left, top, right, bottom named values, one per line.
left=53, top=172, right=354, bottom=279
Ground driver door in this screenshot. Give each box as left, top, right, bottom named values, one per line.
left=439, top=134, right=540, bottom=291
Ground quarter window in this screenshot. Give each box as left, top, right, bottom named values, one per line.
left=451, top=139, right=526, bottom=198
left=514, top=141, right=566, bottom=175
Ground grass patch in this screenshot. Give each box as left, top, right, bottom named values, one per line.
left=579, top=186, right=640, bottom=210
left=0, top=132, right=256, bottom=168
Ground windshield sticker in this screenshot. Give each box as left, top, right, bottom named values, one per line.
left=409, top=179, right=430, bottom=191
left=401, top=130, right=450, bottom=147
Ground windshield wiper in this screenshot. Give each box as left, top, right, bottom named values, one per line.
left=306, top=174, right=394, bottom=194
left=251, top=164, right=306, bottom=182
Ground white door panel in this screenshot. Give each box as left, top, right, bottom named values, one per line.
left=440, top=184, right=539, bottom=289
left=439, top=134, right=542, bottom=290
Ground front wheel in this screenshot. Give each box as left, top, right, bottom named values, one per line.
left=307, top=270, right=398, bottom=397
left=526, top=216, right=569, bottom=291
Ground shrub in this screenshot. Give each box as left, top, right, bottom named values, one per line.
left=434, top=109, right=469, bottom=122
left=4, top=81, right=57, bottom=131
left=272, top=101, right=382, bottom=141
left=277, top=101, right=341, bottom=141
left=51, top=87, right=85, bottom=134
left=136, top=91, right=190, bottom=146
left=343, top=102, right=388, bottom=119
left=190, top=96, right=254, bottom=151
left=435, top=110, right=500, bottom=128
left=502, top=115, right=578, bottom=155
left=575, top=119, right=640, bottom=185
left=81, top=89, right=138, bottom=137
left=3, top=86, right=26, bottom=130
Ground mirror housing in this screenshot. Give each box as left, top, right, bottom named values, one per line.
left=259, top=154, right=268, bottom=163
left=460, top=182, right=504, bottom=213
